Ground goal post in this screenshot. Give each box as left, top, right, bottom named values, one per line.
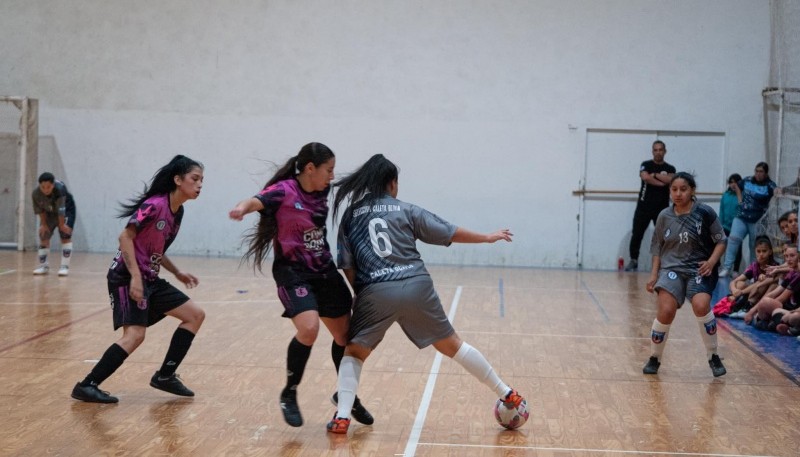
left=0, top=96, right=38, bottom=251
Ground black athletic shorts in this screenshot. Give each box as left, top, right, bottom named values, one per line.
left=109, top=277, right=189, bottom=330
left=276, top=272, right=352, bottom=319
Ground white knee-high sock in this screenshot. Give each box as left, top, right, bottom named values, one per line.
left=696, top=311, right=718, bottom=359
left=336, top=356, right=362, bottom=419
left=650, top=319, right=671, bottom=359
left=38, top=247, right=49, bottom=265
left=61, top=242, right=73, bottom=267
left=453, top=342, right=510, bottom=398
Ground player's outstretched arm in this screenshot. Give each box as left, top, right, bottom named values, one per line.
left=451, top=227, right=513, bottom=244
left=228, top=198, right=265, bottom=221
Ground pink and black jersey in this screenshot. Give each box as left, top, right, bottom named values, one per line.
left=778, top=270, right=800, bottom=311
left=743, top=259, right=778, bottom=280
left=255, top=178, right=336, bottom=285
left=108, top=194, right=183, bottom=282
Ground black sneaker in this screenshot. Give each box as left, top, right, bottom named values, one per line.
left=71, top=382, right=119, bottom=403
left=708, top=354, right=727, bottom=377
left=643, top=356, right=660, bottom=374
left=149, top=371, right=195, bottom=397
left=332, top=392, right=374, bottom=425
left=280, top=390, right=303, bottom=427
left=624, top=260, right=638, bottom=271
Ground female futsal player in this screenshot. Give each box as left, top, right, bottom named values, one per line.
left=327, top=154, right=525, bottom=433
left=643, top=172, right=728, bottom=377
left=71, top=155, right=206, bottom=403
left=229, top=142, right=372, bottom=427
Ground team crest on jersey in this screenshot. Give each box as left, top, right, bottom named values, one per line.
left=696, top=221, right=702, bottom=234
left=294, top=202, right=304, bottom=210
left=295, top=286, right=308, bottom=298
left=651, top=330, right=666, bottom=344
left=665, top=229, right=671, bottom=238
left=713, top=233, right=724, bottom=242
left=156, top=220, right=167, bottom=231
left=667, top=271, right=677, bottom=280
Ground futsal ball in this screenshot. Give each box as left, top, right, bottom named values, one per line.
left=493, top=397, right=529, bottom=430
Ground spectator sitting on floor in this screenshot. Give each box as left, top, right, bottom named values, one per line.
left=728, top=236, right=779, bottom=318
left=744, top=244, right=799, bottom=331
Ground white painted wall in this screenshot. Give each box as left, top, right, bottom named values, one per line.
left=0, top=1, right=771, bottom=268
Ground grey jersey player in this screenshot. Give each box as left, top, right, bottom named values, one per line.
left=643, top=172, right=728, bottom=378
left=31, top=172, right=77, bottom=275
left=326, top=154, right=526, bottom=434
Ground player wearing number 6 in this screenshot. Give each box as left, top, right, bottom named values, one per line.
left=326, top=153, right=526, bottom=434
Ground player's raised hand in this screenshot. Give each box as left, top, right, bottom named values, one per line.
left=488, top=229, right=513, bottom=243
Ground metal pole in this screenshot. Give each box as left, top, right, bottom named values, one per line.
left=776, top=91, right=785, bottom=186
left=17, top=98, right=28, bottom=251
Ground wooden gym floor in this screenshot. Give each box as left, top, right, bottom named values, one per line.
left=0, top=251, right=798, bottom=456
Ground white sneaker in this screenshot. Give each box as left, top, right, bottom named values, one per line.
left=718, top=268, right=730, bottom=277
left=58, top=265, right=69, bottom=276
left=32, top=265, right=49, bottom=275
left=729, top=310, right=746, bottom=319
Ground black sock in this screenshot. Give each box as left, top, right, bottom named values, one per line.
left=82, top=343, right=129, bottom=386
left=332, top=341, right=345, bottom=373
left=283, top=337, right=312, bottom=396
left=158, top=327, right=196, bottom=377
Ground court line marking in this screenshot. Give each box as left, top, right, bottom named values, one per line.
left=402, top=285, right=462, bottom=457
left=458, top=330, right=688, bottom=342
left=0, top=269, right=16, bottom=276
left=0, top=307, right=108, bottom=354
left=416, top=442, right=776, bottom=457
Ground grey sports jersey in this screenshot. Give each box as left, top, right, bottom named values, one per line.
left=649, top=202, right=726, bottom=275
left=31, top=180, right=74, bottom=216
left=337, top=195, right=457, bottom=290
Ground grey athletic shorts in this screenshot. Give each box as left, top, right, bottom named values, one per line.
left=349, top=275, right=455, bottom=350
left=654, top=269, right=717, bottom=307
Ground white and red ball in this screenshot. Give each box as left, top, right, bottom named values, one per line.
left=493, top=397, right=529, bottom=430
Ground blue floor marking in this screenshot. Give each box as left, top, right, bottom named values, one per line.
left=719, top=318, right=800, bottom=386
left=581, top=279, right=610, bottom=323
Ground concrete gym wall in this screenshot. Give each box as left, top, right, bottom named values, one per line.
left=0, top=1, right=771, bottom=267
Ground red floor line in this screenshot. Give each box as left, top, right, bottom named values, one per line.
left=0, top=308, right=108, bottom=354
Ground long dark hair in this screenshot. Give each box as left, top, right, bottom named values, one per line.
left=332, top=154, right=399, bottom=220
left=118, top=155, right=203, bottom=218
left=243, top=142, right=336, bottom=271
